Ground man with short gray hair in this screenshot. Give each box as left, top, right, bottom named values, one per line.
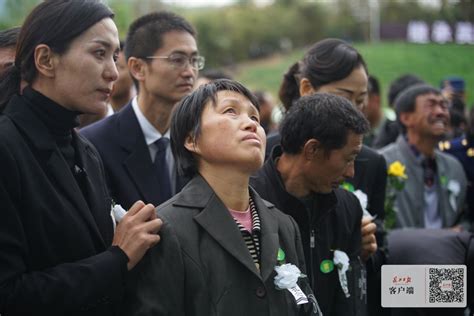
left=379, top=84, right=468, bottom=230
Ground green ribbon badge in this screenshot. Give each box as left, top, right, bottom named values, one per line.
left=340, top=182, right=355, bottom=192
left=277, top=248, right=286, bottom=263
left=320, top=259, right=334, bottom=274
left=440, top=175, right=448, bottom=186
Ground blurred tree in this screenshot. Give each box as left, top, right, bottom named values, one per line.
left=274, top=0, right=300, bottom=7
left=381, top=0, right=437, bottom=24
left=108, top=0, right=136, bottom=38
left=2, top=0, right=38, bottom=26
left=454, top=0, right=474, bottom=21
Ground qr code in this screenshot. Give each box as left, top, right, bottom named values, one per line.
left=428, top=267, right=464, bottom=303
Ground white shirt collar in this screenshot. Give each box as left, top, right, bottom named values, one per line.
left=131, top=97, right=170, bottom=145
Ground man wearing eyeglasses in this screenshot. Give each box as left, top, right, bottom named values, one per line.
left=81, top=11, right=202, bottom=209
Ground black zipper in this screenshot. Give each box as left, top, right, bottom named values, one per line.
left=305, top=199, right=316, bottom=291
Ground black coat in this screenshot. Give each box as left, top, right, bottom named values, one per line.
left=0, top=93, right=128, bottom=316
left=122, top=175, right=319, bottom=316
left=81, top=102, right=188, bottom=210
left=251, top=149, right=365, bottom=316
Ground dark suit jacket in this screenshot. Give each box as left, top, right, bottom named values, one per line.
left=0, top=94, right=128, bottom=315
left=81, top=102, right=187, bottom=209
left=122, top=175, right=318, bottom=316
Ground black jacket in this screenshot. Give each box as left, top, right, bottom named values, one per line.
left=266, top=133, right=387, bottom=265
left=251, top=147, right=366, bottom=316
left=0, top=90, right=128, bottom=316
left=122, top=175, right=319, bottom=316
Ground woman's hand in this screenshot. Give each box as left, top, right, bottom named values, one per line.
left=112, top=201, right=162, bottom=270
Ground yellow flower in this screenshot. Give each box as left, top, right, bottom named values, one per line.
left=388, top=161, right=407, bottom=179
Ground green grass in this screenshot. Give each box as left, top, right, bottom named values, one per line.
left=233, top=42, right=474, bottom=107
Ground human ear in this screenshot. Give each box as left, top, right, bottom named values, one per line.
left=299, top=78, right=316, bottom=97
left=34, top=44, right=55, bottom=78
left=399, top=112, right=412, bottom=128
left=128, top=57, right=146, bottom=82
left=184, top=134, right=200, bottom=154
left=303, top=139, right=320, bottom=160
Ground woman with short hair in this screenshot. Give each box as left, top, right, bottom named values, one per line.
left=122, top=79, right=320, bottom=316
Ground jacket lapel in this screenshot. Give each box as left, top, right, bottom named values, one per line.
left=74, top=132, right=110, bottom=246
left=176, top=176, right=262, bottom=278
left=434, top=150, right=455, bottom=226
left=251, top=189, right=280, bottom=282
left=118, top=104, right=161, bottom=205
left=397, top=136, right=425, bottom=226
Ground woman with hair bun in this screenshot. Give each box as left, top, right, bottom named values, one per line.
left=266, top=38, right=388, bottom=316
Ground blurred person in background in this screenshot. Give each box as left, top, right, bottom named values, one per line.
left=372, top=74, right=425, bottom=149
left=194, top=68, right=233, bottom=88
left=363, top=75, right=382, bottom=146
left=440, top=76, right=466, bottom=103
left=444, top=97, right=467, bottom=140
left=0, top=27, right=19, bottom=78
left=254, top=90, right=277, bottom=134
left=440, top=106, right=474, bottom=227
left=439, top=76, right=467, bottom=141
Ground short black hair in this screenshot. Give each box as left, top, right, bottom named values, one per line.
left=395, top=84, right=442, bottom=131
left=388, top=74, right=424, bottom=108
left=368, top=75, right=380, bottom=95
left=0, top=27, right=20, bottom=49
left=124, top=11, right=195, bottom=61
left=280, top=93, right=369, bottom=155
left=171, top=79, right=259, bottom=177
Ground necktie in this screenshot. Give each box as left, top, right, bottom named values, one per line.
left=421, top=157, right=437, bottom=187
left=154, top=137, right=172, bottom=204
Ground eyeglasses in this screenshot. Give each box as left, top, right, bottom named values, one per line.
left=145, top=53, right=205, bottom=70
